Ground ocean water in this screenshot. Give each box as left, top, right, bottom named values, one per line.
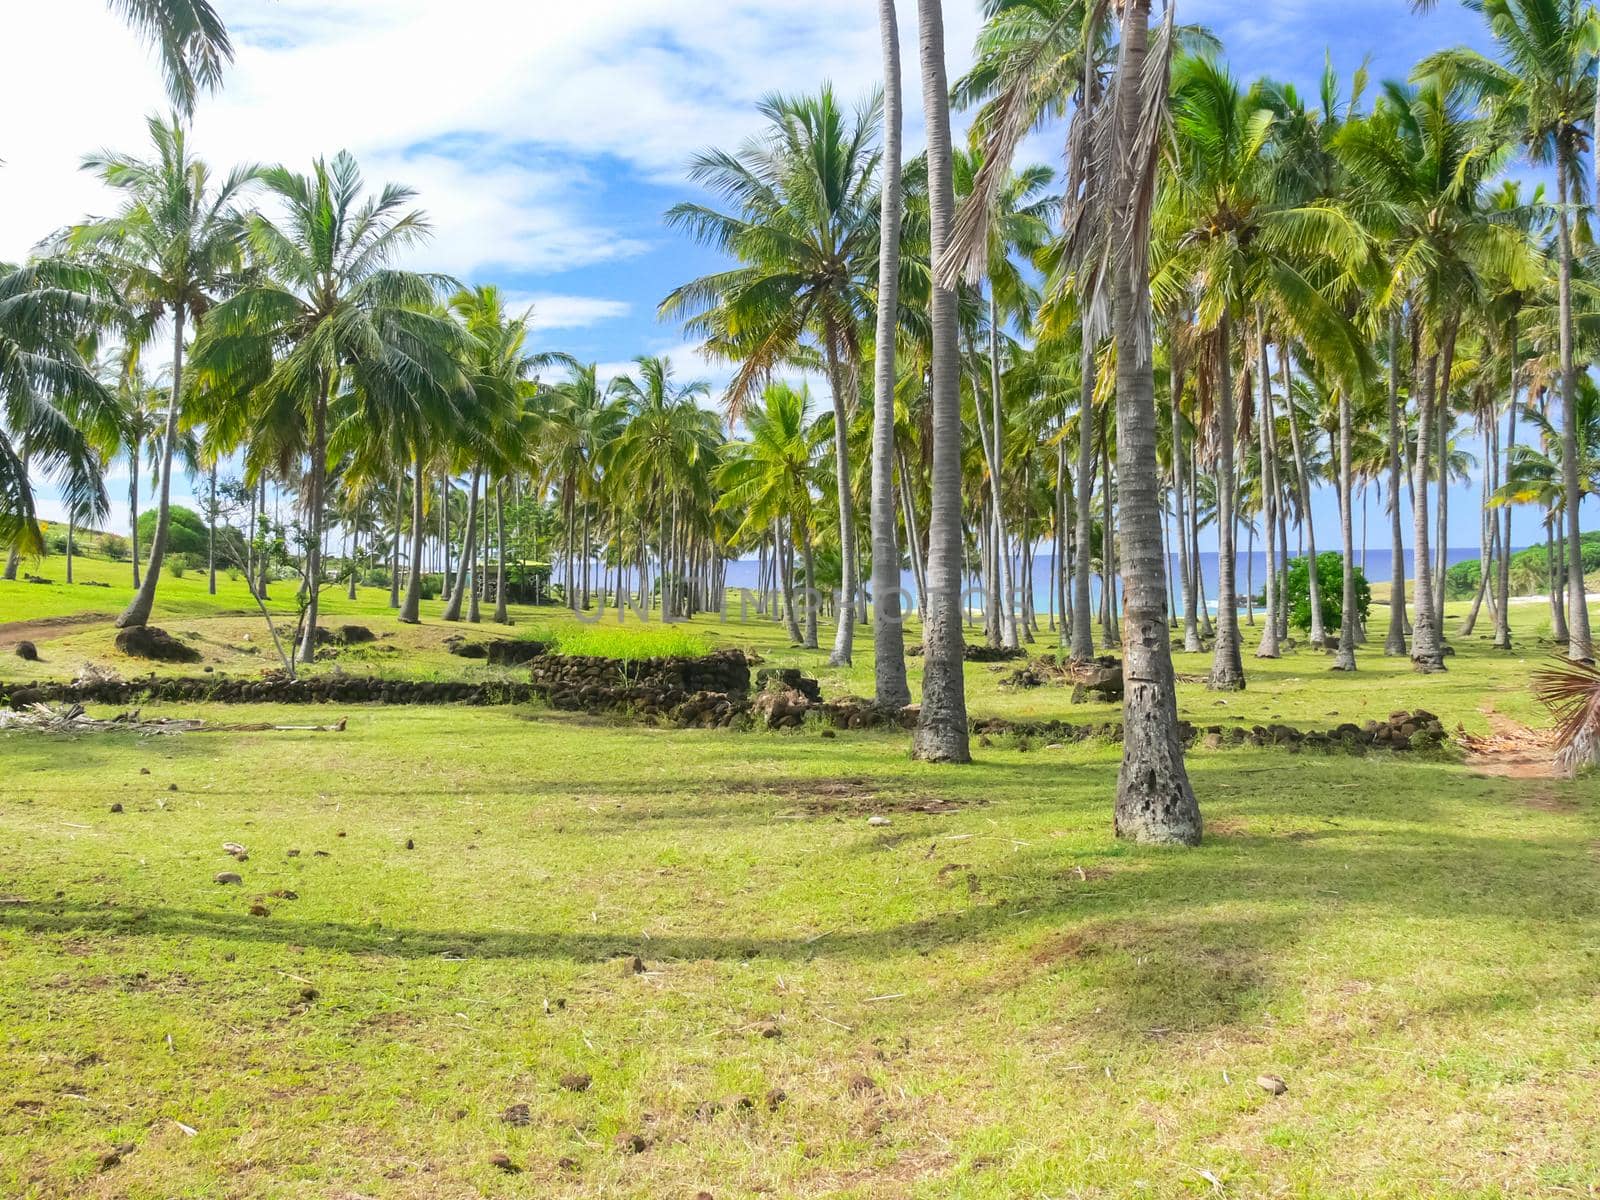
left=721, top=547, right=1494, bottom=616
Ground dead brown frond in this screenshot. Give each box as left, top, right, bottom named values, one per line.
left=1531, top=657, right=1600, bottom=773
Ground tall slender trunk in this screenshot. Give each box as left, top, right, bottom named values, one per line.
left=117, top=309, right=186, bottom=628
left=1493, top=343, right=1517, bottom=649
left=1071, top=348, right=1098, bottom=659
left=1280, top=343, right=1323, bottom=648
left=1101, top=419, right=1119, bottom=647
left=1110, top=0, right=1199, bottom=845
left=988, top=292, right=1019, bottom=648
left=800, top=521, right=819, bottom=649
left=129, top=438, right=141, bottom=587
left=468, top=471, right=484, bottom=624
left=65, top=509, right=74, bottom=583
left=1384, top=310, right=1409, bottom=655
left=1172, top=354, right=1200, bottom=651
left=1333, top=385, right=1358, bottom=671
left=296, top=375, right=331, bottom=663
left=399, top=455, right=426, bottom=623
left=910, top=0, right=969, bottom=763
left=207, top=462, right=218, bottom=595
left=824, top=329, right=858, bottom=666
left=494, top=480, right=509, bottom=623
left=1209, top=314, right=1246, bottom=689
left=1255, top=328, right=1280, bottom=657
left=1434, top=390, right=1449, bottom=625
left=1409, top=315, right=1451, bottom=671
left=1556, top=152, right=1591, bottom=659
left=389, top=472, right=402, bottom=609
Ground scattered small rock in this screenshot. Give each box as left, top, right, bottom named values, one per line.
left=558, top=1072, right=591, bottom=1092
left=97, top=1143, right=133, bottom=1172
left=214, top=872, right=242, bottom=885
left=846, top=1073, right=878, bottom=1096
left=15, top=640, right=39, bottom=662
left=286, top=849, right=300, bottom=857
left=557, top=1156, right=578, bottom=1171
left=501, top=1103, right=531, bottom=1126
left=1256, top=1074, right=1288, bottom=1096
left=313, top=850, right=331, bottom=857
left=167, top=783, right=178, bottom=792
left=269, top=889, right=297, bottom=900
left=867, top=816, right=892, bottom=827
left=138, top=767, right=150, bottom=775
left=299, top=986, right=318, bottom=1002
left=757, top=1021, right=782, bottom=1039
left=109, top=803, right=123, bottom=813
left=623, top=955, right=646, bottom=975
left=336, top=830, right=346, bottom=838
left=249, top=903, right=270, bottom=917
left=405, top=837, right=415, bottom=850
left=613, top=1131, right=650, bottom=1154
left=763, top=1087, right=787, bottom=1111
left=488, top=1153, right=519, bottom=1173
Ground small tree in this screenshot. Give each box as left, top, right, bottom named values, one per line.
left=1286, top=551, right=1369, bottom=635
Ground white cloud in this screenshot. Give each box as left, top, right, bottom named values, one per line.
left=500, top=294, right=633, bottom=332
left=0, top=1, right=982, bottom=274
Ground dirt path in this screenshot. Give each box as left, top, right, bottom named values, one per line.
left=1460, top=703, right=1561, bottom=786
left=0, top=612, right=115, bottom=650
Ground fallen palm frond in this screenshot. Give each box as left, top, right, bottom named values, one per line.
left=0, top=703, right=346, bottom=736
left=1531, top=657, right=1600, bottom=775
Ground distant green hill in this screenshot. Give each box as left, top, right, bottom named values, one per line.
left=1444, top=530, right=1600, bottom=599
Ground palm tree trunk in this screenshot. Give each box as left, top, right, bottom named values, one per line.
left=987, top=293, right=1019, bottom=649
left=389, top=472, right=402, bottom=610
left=1494, top=351, right=1517, bottom=649
left=823, top=330, right=858, bottom=664
left=1209, top=314, right=1246, bottom=689
left=399, top=454, right=426, bottom=623
left=1070, top=337, right=1097, bottom=659
left=1172, top=358, right=1200, bottom=652
left=870, top=0, right=911, bottom=704
left=1101, top=422, right=1119, bottom=648
left=1556, top=152, right=1591, bottom=659
left=444, top=468, right=479, bottom=622
left=1384, top=309, right=1409, bottom=655
left=1280, top=344, right=1324, bottom=648
left=1333, top=386, right=1358, bottom=671
left=117, top=309, right=186, bottom=628
left=1409, top=316, right=1450, bottom=671
left=1255, top=328, right=1280, bottom=658
left=910, top=0, right=969, bottom=763
left=296, top=376, right=331, bottom=663
left=207, top=461, right=218, bottom=595
left=1110, top=0, right=1199, bottom=846
left=469, top=472, right=484, bottom=624
left=494, top=480, right=509, bottom=623
left=800, top=521, right=820, bottom=649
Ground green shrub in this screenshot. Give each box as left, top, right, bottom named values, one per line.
left=1285, top=551, right=1370, bottom=633
left=137, top=506, right=207, bottom=557
left=98, top=533, right=130, bottom=561
left=167, top=551, right=201, bottom=577
left=362, top=567, right=392, bottom=589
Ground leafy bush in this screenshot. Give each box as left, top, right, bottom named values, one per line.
left=44, top=527, right=70, bottom=555
left=547, top=623, right=712, bottom=663
left=1285, top=551, right=1370, bottom=633
left=98, top=532, right=129, bottom=561
left=1444, top=530, right=1600, bottom=599
left=137, top=506, right=208, bottom=557
left=362, top=567, right=392, bottom=589
left=167, top=552, right=201, bottom=577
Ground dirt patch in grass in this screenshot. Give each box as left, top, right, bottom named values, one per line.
left=1461, top=706, right=1560, bottom=783
left=0, top=612, right=114, bottom=650
left=762, top=777, right=981, bottom=817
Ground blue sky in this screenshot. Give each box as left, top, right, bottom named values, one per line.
left=1, top=1, right=1553, bottom=554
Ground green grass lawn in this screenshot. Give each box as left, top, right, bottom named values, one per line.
left=4, top=552, right=1600, bottom=1197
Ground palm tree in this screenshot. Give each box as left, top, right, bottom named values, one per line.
left=1337, top=75, right=1534, bottom=670
left=107, top=0, right=231, bottom=115
left=661, top=87, right=881, bottom=666
left=870, top=0, right=912, bottom=707
left=910, top=0, right=971, bottom=764
left=0, top=261, right=117, bottom=560
left=1423, top=0, right=1597, bottom=659
left=1099, top=0, right=1201, bottom=845
left=607, top=356, right=719, bottom=619
left=716, top=382, right=825, bottom=647
left=190, top=151, right=461, bottom=660
left=64, top=114, right=257, bottom=628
